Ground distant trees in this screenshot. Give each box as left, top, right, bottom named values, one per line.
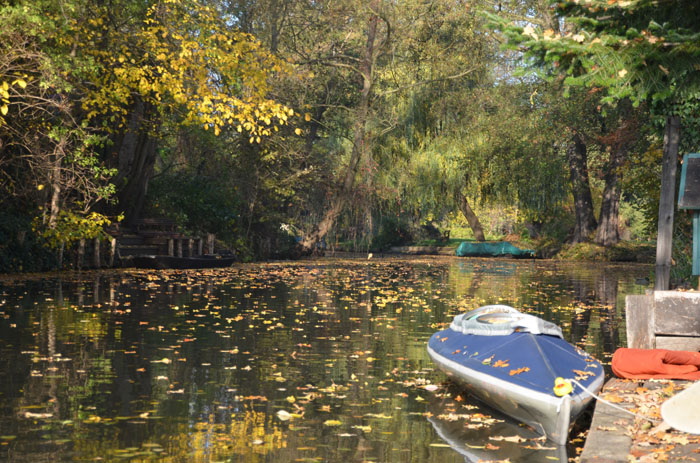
left=1, top=0, right=294, bottom=267
left=0, top=1, right=116, bottom=265
left=5, top=0, right=700, bottom=270
left=491, top=0, right=700, bottom=285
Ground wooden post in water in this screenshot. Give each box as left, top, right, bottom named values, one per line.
left=207, top=233, right=215, bottom=255
left=168, top=238, right=174, bottom=256
left=109, top=237, right=117, bottom=267
left=78, top=239, right=85, bottom=270
left=93, top=237, right=101, bottom=268
left=177, top=239, right=183, bottom=258
left=188, top=238, right=193, bottom=257
left=197, top=238, right=203, bottom=256
left=58, top=242, right=64, bottom=270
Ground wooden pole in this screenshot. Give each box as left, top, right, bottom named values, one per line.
left=58, top=242, right=64, bottom=270
left=109, top=237, right=117, bottom=267
left=655, top=115, right=680, bottom=290
left=78, top=239, right=85, bottom=270
left=93, top=237, right=101, bottom=268
left=207, top=233, right=215, bottom=255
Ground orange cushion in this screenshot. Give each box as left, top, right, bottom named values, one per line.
left=612, top=348, right=700, bottom=380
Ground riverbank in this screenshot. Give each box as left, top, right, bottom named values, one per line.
left=581, top=378, right=700, bottom=462
left=383, top=239, right=656, bottom=263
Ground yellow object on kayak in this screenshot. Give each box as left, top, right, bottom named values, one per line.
left=554, top=377, right=572, bottom=396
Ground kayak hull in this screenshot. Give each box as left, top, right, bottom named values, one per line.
left=427, top=309, right=604, bottom=445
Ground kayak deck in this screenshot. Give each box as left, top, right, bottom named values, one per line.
left=428, top=326, right=604, bottom=444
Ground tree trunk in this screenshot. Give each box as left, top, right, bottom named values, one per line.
left=108, top=99, right=158, bottom=225
left=567, top=133, right=597, bottom=243
left=48, top=146, right=64, bottom=228
left=301, top=1, right=380, bottom=251
left=455, top=190, right=485, bottom=241
left=655, top=115, right=681, bottom=290
left=594, top=143, right=627, bottom=246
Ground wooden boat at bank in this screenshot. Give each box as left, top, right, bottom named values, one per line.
left=120, top=254, right=236, bottom=270
left=427, top=305, right=604, bottom=445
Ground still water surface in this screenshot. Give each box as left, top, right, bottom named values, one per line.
left=0, top=256, right=651, bottom=462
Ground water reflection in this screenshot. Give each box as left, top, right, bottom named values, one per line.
left=427, top=385, right=568, bottom=462
left=0, top=257, right=651, bottom=462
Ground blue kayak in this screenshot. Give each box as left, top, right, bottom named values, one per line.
left=427, top=305, right=604, bottom=445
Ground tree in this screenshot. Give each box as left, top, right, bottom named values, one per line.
left=74, top=0, right=294, bottom=223
left=0, top=1, right=116, bottom=254
left=298, top=0, right=385, bottom=251
left=567, top=131, right=597, bottom=243
left=490, top=0, right=700, bottom=287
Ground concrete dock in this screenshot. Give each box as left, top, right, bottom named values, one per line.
left=580, top=378, right=700, bottom=462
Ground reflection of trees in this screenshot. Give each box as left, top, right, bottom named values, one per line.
left=0, top=259, right=649, bottom=462
left=570, top=277, right=595, bottom=345
left=596, top=270, right=619, bottom=356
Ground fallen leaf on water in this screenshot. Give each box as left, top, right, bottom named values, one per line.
left=276, top=410, right=292, bottom=421
left=509, top=367, right=530, bottom=376
left=489, top=435, right=527, bottom=443
left=23, top=412, right=53, bottom=419
left=323, top=419, right=342, bottom=427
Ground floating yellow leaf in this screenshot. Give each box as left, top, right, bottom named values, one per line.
left=323, top=419, right=342, bottom=427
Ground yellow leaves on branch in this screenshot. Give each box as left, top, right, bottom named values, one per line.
left=79, top=0, right=295, bottom=140
left=0, top=77, right=30, bottom=126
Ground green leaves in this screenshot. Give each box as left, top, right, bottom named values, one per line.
left=493, top=0, right=700, bottom=107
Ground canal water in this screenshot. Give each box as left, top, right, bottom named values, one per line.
left=0, top=256, right=651, bottom=462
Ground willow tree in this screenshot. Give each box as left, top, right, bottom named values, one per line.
left=256, top=0, right=493, bottom=251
